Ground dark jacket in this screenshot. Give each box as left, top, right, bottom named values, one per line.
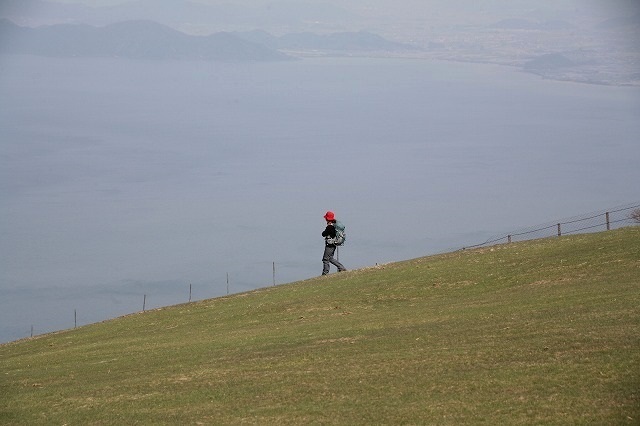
left=322, top=222, right=337, bottom=245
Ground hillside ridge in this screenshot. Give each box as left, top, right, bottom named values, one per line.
left=2, top=227, right=639, bottom=424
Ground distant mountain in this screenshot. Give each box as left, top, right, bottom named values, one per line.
left=0, top=19, right=418, bottom=60
left=234, top=30, right=421, bottom=53
left=0, top=19, right=292, bottom=61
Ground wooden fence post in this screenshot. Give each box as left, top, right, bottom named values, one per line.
left=143, top=295, right=146, bottom=312
left=557, top=223, right=562, bottom=237
left=606, top=212, right=610, bottom=230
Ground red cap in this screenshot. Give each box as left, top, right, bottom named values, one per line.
left=324, top=211, right=335, bottom=221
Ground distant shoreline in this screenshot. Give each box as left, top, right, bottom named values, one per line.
left=282, top=50, right=640, bottom=88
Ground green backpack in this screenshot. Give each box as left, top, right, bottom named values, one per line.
left=333, top=221, right=346, bottom=246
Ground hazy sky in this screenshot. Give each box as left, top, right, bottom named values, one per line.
left=34, top=0, right=640, bottom=21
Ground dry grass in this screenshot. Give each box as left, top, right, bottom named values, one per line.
left=1, top=227, right=639, bottom=424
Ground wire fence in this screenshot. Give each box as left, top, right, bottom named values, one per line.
left=461, top=202, right=640, bottom=250
left=12, top=202, right=640, bottom=343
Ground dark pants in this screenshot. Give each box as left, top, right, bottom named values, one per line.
left=322, top=245, right=346, bottom=275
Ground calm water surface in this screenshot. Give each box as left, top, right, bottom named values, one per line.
left=1, top=55, right=639, bottom=342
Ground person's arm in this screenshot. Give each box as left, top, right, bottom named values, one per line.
left=322, top=225, right=336, bottom=238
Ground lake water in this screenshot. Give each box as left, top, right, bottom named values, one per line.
left=1, top=55, right=639, bottom=343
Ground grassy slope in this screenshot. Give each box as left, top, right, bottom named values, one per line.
left=1, top=228, right=639, bottom=425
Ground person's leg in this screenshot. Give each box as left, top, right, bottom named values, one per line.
left=322, top=245, right=334, bottom=275
left=330, top=258, right=346, bottom=272
left=324, top=245, right=346, bottom=273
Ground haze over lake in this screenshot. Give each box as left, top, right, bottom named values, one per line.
left=1, top=54, right=639, bottom=343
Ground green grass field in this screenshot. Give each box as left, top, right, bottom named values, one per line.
left=1, top=227, right=639, bottom=425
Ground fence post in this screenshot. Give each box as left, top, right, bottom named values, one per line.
left=606, top=212, right=610, bottom=231
left=143, top=295, right=146, bottom=312
left=189, top=283, right=192, bottom=303
left=508, top=235, right=512, bottom=244
left=557, top=223, right=562, bottom=237
left=74, top=309, right=77, bottom=329
left=273, top=262, right=276, bottom=287
left=226, top=273, right=229, bottom=295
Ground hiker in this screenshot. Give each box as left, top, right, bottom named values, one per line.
left=321, top=211, right=347, bottom=275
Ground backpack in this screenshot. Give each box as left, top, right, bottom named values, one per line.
left=333, top=221, right=346, bottom=246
